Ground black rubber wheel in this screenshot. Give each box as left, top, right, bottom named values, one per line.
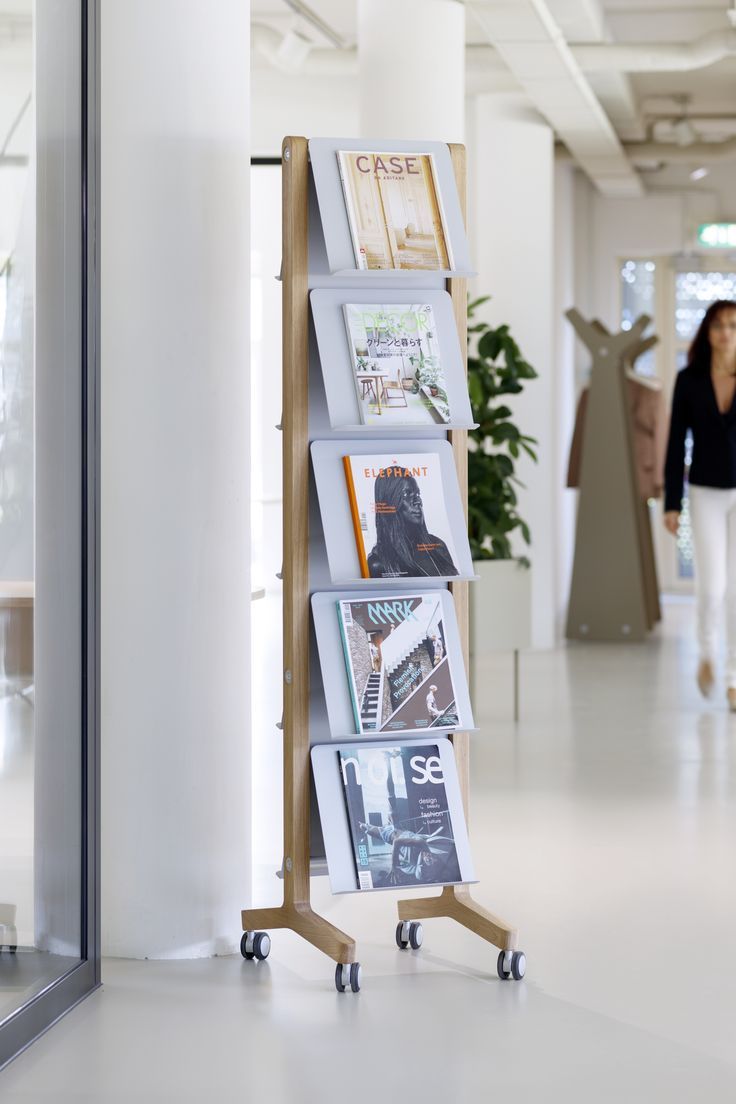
left=395, top=922, right=409, bottom=950
left=253, top=932, right=271, bottom=961
left=511, top=951, right=526, bottom=981
left=349, top=963, right=362, bottom=993
left=408, top=922, right=423, bottom=950
left=497, top=950, right=511, bottom=980
left=240, top=932, right=255, bottom=960
left=335, top=964, right=347, bottom=993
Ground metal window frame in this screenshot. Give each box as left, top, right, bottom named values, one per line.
left=0, top=0, right=101, bottom=1069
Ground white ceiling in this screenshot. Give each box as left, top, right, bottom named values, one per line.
left=252, top=0, right=736, bottom=193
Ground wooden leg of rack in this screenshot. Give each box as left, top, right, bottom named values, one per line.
left=397, top=885, right=517, bottom=952
left=241, top=904, right=357, bottom=965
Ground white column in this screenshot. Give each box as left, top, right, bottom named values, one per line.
left=554, top=159, right=578, bottom=636
left=470, top=94, right=556, bottom=648
left=358, top=0, right=465, bottom=142
left=101, top=1, right=251, bottom=958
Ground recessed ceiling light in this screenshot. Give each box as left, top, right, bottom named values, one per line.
left=690, top=167, right=709, bottom=182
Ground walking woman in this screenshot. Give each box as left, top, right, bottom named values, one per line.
left=664, top=299, right=736, bottom=707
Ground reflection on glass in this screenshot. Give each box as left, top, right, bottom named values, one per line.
left=1, top=0, right=83, bottom=1025
left=1, top=1, right=37, bottom=1020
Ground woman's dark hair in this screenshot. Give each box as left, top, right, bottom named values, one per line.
left=687, top=299, right=736, bottom=372
left=370, top=474, right=458, bottom=577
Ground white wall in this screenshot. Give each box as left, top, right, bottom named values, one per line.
left=102, top=0, right=252, bottom=958
left=251, top=68, right=357, bottom=155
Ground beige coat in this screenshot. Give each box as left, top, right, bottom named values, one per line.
left=567, top=378, right=667, bottom=500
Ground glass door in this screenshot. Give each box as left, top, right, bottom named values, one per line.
left=0, top=0, right=99, bottom=1066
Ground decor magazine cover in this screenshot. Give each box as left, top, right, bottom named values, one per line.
left=337, top=594, right=459, bottom=733
left=343, top=302, right=451, bottom=426
left=337, top=151, right=452, bottom=271
left=337, top=744, right=462, bottom=890
left=343, top=452, right=460, bottom=578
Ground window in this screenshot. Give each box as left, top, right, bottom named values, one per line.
left=620, top=259, right=656, bottom=375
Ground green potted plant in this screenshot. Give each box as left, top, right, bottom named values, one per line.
left=466, top=296, right=538, bottom=673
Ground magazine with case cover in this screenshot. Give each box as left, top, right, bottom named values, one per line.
left=343, top=303, right=451, bottom=426
left=342, top=452, right=460, bottom=579
left=337, top=151, right=453, bottom=272
left=337, top=594, right=459, bottom=734
left=337, top=744, right=462, bottom=890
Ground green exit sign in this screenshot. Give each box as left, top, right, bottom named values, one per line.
left=698, top=223, right=736, bottom=248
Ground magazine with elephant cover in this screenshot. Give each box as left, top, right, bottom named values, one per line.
left=337, top=594, right=459, bottom=734
left=337, top=151, right=453, bottom=271
left=342, top=303, right=451, bottom=426
left=342, top=452, right=460, bottom=579
left=337, top=743, right=463, bottom=890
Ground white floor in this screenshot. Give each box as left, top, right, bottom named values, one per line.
left=3, top=598, right=736, bottom=1100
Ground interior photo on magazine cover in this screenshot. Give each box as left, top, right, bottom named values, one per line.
left=337, top=593, right=459, bottom=733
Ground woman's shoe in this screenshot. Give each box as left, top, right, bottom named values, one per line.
left=728, top=687, right=736, bottom=712
left=697, top=659, right=715, bottom=697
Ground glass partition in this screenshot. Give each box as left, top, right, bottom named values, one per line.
left=0, top=0, right=99, bottom=1066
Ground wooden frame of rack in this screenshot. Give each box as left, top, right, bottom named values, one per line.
left=240, top=136, right=520, bottom=985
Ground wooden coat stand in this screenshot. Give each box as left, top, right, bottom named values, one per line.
left=241, top=137, right=521, bottom=991
left=566, top=309, right=662, bottom=642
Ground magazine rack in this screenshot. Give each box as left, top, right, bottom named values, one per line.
left=240, top=137, right=523, bottom=992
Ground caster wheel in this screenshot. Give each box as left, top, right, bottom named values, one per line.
left=395, top=922, right=409, bottom=950
left=253, top=932, right=271, bottom=961
left=241, top=931, right=270, bottom=961
left=497, top=949, right=526, bottom=981
left=511, top=951, right=526, bottom=981
left=408, top=922, right=423, bottom=950
left=335, top=963, right=362, bottom=993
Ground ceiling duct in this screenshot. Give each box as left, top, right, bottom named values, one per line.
left=572, top=29, right=736, bottom=73
left=626, top=137, right=736, bottom=166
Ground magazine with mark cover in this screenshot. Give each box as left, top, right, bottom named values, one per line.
left=343, top=303, right=451, bottom=426
left=337, top=744, right=463, bottom=890
left=342, top=452, right=460, bottom=579
left=337, top=594, right=459, bottom=734
left=337, top=151, right=453, bottom=272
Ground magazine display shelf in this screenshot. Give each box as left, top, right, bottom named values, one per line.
left=240, top=137, right=523, bottom=993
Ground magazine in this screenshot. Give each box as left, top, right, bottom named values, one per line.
left=337, top=594, right=459, bottom=734
left=342, top=452, right=460, bottom=579
left=337, top=151, right=453, bottom=272
left=343, top=303, right=451, bottom=426
left=337, top=744, right=463, bottom=890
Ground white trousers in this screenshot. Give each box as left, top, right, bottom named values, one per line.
left=689, top=485, right=736, bottom=686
